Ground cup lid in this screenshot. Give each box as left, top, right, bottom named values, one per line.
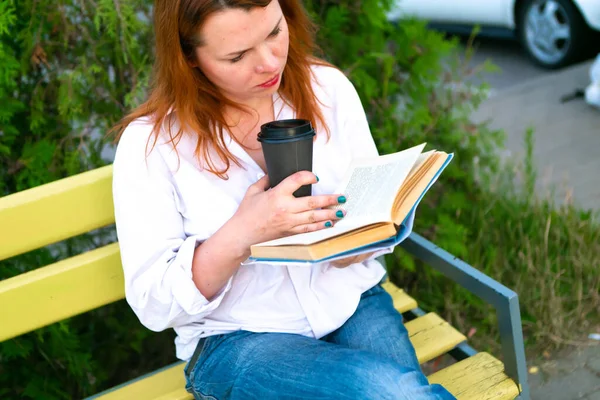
left=258, top=119, right=314, bottom=139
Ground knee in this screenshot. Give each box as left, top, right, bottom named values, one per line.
left=341, top=358, right=455, bottom=400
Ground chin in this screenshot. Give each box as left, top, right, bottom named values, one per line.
left=265, top=83, right=281, bottom=93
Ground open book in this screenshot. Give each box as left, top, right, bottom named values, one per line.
left=248, top=143, right=453, bottom=263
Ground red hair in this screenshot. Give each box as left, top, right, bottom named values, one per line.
left=112, top=0, right=332, bottom=179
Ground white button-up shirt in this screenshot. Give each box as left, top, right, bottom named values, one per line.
left=112, top=65, right=408, bottom=361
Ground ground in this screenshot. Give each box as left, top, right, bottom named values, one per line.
left=529, top=345, right=600, bottom=400
left=472, top=59, right=600, bottom=211
left=467, top=38, right=600, bottom=399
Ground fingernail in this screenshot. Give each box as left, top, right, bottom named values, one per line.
left=325, top=221, right=333, bottom=228
left=336, top=210, right=344, bottom=218
left=337, top=196, right=347, bottom=204
left=315, top=175, right=319, bottom=182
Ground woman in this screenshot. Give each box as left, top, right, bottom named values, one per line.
left=111, top=0, right=455, bottom=399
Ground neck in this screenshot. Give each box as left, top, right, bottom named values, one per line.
left=224, top=95, right=275, bottom=128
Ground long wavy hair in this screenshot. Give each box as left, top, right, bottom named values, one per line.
left=112, top=0, right=332, bottom=179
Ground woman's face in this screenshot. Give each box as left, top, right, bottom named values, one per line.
left=194, top=1, right=289, bottom=105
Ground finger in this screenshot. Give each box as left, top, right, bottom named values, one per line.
left=337, top=255, right=361, bottom=264
left=274, top=171, right=318, bottom=195
left=293, top=209, right=344, bottom=226
left=288, top=219, right=337, bottom=235
left=290, top=194, right=346, bottom=213
left=331, top=255, right=363, bottom=268
left=331, top=251, right=376, bottom=268
left=247, top=174, right=270, bottom=194
left=331, top=260, right=353, bottom=268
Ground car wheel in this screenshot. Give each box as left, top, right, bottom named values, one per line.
left=517, top=0, right=589, bottom=69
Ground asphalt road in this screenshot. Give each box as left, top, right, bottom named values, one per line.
left=463, top=35, right=598, bottom=92
left=461, top=36, right=556, bottom=92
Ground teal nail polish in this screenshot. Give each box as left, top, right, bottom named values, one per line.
left=338, top=196, right=347, bottom=204
left=336, top=210, right=344, bottom=218
left=325, top=221, right=333, bottom=228
left=315, top=175, right=319, bottom=182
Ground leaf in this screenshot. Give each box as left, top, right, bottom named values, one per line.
left=22, top=375, right=68, bottom=400
left=0, top=1, right=17, bottom=36
left=0, top=338, right=34, bottom=360
left=396, top=251, right=416, bottom=273
left=0, top=143, right=10, bottom=155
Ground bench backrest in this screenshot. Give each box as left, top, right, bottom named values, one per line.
left=0, top=165, right=123, bottom=342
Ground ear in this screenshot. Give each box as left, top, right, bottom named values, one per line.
left=185, top=51, right=198, bottom=68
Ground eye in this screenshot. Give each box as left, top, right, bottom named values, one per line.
left=230, top=53, right=245, bottom=63
left=269, top=27, right=281, bottom=38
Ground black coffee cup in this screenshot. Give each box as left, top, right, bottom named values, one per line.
left=257, top=119, right=315, bottom=197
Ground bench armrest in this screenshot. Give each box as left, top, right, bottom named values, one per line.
left=399, top=232, right=530, bottom=400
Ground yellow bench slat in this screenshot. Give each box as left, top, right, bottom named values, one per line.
left=381, top=280, right=418, bottom=313
left=428, top=352, right=520, bottom=400
left=0, top=243, right=123, bottom=342
left=154, top=389, right=193, bottom=400
left=89, top=363, right=191, bottom=400
left=0, top=165, right=114, bottom=261
left=406, top=312, right=467, bottom=364
left=384, top=282, right=466, bottom=364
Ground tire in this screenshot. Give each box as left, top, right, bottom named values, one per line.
left=517, top=0, right=590, bottom=69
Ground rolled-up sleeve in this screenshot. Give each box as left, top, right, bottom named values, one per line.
left=112, top=120, right=232, bottom=332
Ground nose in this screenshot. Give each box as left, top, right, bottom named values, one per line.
left=254, top=44, right=279, bottom=74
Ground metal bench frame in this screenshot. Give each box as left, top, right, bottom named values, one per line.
left=399, top=232, right=530, bottom=399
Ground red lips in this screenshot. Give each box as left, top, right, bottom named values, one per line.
left=258, top=74, right=280, bottom=88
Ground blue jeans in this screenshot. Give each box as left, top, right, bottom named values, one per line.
left=184, top=283, right=456, bottom=399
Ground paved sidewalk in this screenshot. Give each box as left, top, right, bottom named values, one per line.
left=528, top=344, right=600, bottom=400
left=471, top=60, right=600, bottom=211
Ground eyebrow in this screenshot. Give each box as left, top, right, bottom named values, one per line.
left=225, top=16, right=283, bottom=57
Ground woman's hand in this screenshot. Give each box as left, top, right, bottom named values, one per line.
left=329, top=252, right=376, bottom=268
left=232, top=171, right=346, bottom=249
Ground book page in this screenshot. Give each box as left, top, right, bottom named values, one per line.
left=253, top=143, right=426, bottom=248
left=332, top=142, right=426, bottom=225
left=408, top=150, right=436, bottom=179
left=332, top=162, right=400, bottom=220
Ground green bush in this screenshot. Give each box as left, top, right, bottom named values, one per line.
left=1, top=0, right=598, bottom=398
left=0, top=1, right=173, bottom=398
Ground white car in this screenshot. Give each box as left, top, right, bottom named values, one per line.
left=388, top=0, right=600, bottom=69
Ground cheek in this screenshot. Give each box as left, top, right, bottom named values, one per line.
left=196, top=53, right=218, bottom=80
left=198, top=59, right=238, bottom=86
left=277, top=34, right=290, bottom=58
left=213, top=64, right=254, bottom=91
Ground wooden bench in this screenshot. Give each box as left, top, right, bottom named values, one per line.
left=0, top=165, right=531, bottom=399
